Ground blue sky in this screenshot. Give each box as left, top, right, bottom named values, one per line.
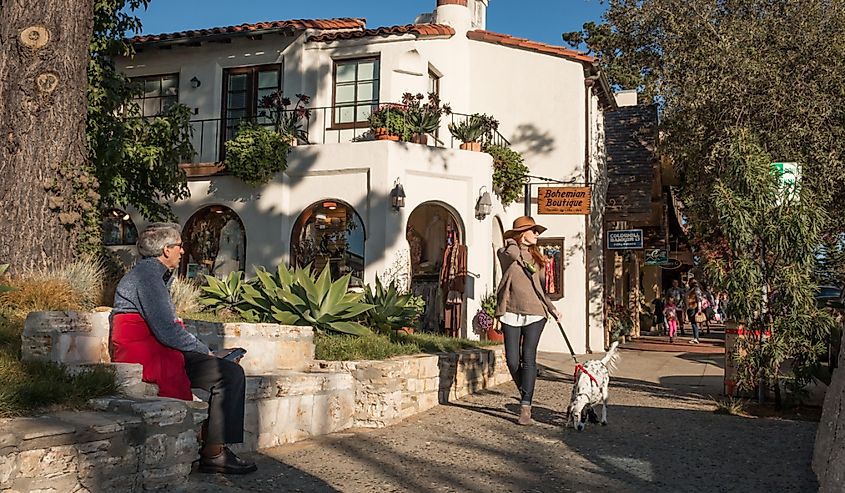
left=134, top=0, right=606, bottom=47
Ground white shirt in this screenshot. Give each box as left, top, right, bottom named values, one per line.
left=499, top=312, right=545, bottom=327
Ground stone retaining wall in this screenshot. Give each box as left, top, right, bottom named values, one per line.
left=0, top=398, right=206, bottom=492
left=317, top=346, right=510, bottom=428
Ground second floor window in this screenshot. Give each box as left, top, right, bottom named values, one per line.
left=132, top=74, right=179, bottom=117
left=333, top=57, right=379, bottom=126
left=222, top=65, right=282, bottom=140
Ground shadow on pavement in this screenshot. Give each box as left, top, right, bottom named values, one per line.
left=186, top=453, right=343, bottom=492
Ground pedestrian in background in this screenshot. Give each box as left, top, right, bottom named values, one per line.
left=665, top=279, right=686, bottom=335
left=496, top=216, right=561, bottom=426
left=664, top=297, right=679, bottom=343
left=686, top=280, right=703, bottom=344
left=652, top=295, right=666, bottom=335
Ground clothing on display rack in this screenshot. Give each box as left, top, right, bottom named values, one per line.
left=439, top=244, right=467, bottom=337
left=540, top=245, right=561, bottom=296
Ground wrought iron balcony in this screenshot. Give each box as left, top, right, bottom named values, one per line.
left=182, top=105, right=511, bottom=166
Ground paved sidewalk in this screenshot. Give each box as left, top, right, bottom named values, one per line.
left=186, top=347, right=818, bottom=492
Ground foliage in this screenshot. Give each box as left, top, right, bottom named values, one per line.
left=368, top=105, right=410, bottom=140
left=700, top=131, right=834, bottom=397
left=43, top=257, right=106, bottom=308
left=481, top=292, right=497, bottom=318
left=402, top=92, right=451, bottom=135
left=170, top=276, right=203, bottom=315
left=0, top=265, right=15, bottom=293
left=816, top=234, right=845, bottom=287
left=712, top=396, right=747, bottom=417
left=473, top=309, right=494, bottom=335
left=0, top=279, right=81, bottom=316
left=259, top=90, right=312, bottom=144
left=360, top=278, right=423, bottom=334
left=199, top=272, right=248, bottom=315
left=448, top=115, right=485, bottom=143
left=564, top=0, right=845, bottom=230
left=314, top=330, right=499, bottom=361
left=606, top=296, right=634, bottom=341
left=89, top=0, right=194, bottom=223
left=223, top=122, right=290, bottom=186
left=240, top=263, right=374, bottom=336
left=486, top=144, right=529, bottom=206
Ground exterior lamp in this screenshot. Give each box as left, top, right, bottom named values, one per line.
left=190, top=76, right=201, bottom=88
left=390, top=180, right=406, bottom=210
left=475, top=187, right=492, bottom=219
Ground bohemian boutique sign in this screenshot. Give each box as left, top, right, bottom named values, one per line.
left=537, top=187, right=591, bottom=215
left=607, top=229, right=644, bottom=250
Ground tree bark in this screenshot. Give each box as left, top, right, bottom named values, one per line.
left=0, top=0, right=94, bottom=272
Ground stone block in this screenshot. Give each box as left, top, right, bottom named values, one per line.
left=16, top=445, right=77, bottom=479
left=0, top=452, right=17, bottom=487
left=22, top=311, right=111, bottom=365
left=140, top=462, right=191, bottom=491
left=129, top=400, right=188, bottom=427
left=311, top=392, right=354, bottom=436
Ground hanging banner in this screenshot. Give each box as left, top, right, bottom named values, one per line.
left=537, top=187, right=592, bottom=215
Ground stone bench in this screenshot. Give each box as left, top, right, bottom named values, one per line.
left=0, top=397, right=206, bottom=492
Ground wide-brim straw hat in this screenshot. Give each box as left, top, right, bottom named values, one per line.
left=503, top=216, right=547, bottom=239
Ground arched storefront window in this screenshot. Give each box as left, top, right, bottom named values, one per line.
left=102, top=208, right=138, bottom=246
left=291, top=200, right=365, bottom=285
left=181, top=205, right=246, bottom=279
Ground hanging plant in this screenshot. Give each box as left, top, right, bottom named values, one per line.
left=485, top=144, right=529, bottom=206
left=223, top=121, right=290, bottom=186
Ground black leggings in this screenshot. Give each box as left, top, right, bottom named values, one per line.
left=502, top=319, right=545, bottom=405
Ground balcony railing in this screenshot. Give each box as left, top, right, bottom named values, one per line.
left=184, top=105, right=511, bottom=165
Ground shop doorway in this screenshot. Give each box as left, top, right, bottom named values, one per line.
left=180, top=205, right=246, bottom=279
left=406, top=202, right=465, bottom=336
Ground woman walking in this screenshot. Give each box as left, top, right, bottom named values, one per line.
left=496, top=216, right=560, bottom=426
left=686, top=280, right=703, bottom=344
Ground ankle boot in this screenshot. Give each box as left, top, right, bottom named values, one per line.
left=518, top=404, right=533, bottom=425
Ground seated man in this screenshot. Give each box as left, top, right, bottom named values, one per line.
left=110, top=222, right=256, bottom=475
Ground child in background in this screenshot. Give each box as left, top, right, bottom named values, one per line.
left=652, top=296, right=666, bottom=335
left=664, top=298, right=679, bottom=344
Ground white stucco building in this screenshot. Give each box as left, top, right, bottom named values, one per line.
left=112, top=0, right=616, bottom=353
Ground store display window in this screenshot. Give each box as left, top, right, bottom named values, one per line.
left=290, top=200, right=365, bottom=286
left=180, top=205, right=246, bottom=279
left=538, top=237, right=565, bottom=299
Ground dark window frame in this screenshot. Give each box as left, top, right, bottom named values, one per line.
left=130, top=73, right=180, bottom=117
left=331, top=56, right=380, bottom=130
left=220, top=63, right=284, bottom=153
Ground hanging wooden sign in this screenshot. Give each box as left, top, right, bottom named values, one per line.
left=537, top=187, right=592, bottom=215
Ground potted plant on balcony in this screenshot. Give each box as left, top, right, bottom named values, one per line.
left=259, top=90, right=312, bottom=146
left=402, top=92, right=451, bottom=145
left=368, top=104, right=407, bottom=141
left=448, top=114, right=485, bottom=151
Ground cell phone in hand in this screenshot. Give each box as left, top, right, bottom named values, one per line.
left=222, top=347, right=247, bottom=362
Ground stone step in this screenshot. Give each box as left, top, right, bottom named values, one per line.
left=67, top=362, right=159, bottom=398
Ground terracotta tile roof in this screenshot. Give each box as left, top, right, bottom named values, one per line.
left=466, top=30, right=595, bottom=65
left=130, top=18, right=367, bottom=45
left=308, top=24, right=455, bottom=43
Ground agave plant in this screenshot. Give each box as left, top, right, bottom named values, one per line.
left=361, top=278, right=424, bottom=334
left=241, top=263, right=374, bottom=336
left=199, top=271, right=248, bottom=314
left=448, top=115, right=485, bottom=143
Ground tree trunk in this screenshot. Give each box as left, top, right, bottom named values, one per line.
left=0, top=0, right=94, bottom=272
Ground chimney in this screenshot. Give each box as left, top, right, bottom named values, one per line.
left=435, top=0, right=472, bottom=33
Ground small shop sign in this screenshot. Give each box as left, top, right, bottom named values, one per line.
left=644, top=248, right=669, bottom=265
left=537, top=187, right=591, bottom=215
left=607, top=229, right=644, bottom=250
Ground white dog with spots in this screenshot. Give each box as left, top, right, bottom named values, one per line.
left=567, top=341, right=621, bottom=431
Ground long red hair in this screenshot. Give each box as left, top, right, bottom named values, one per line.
left=515, top=231, right=546, bottom=267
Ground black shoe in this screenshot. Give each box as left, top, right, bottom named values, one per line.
left=199, top=447, right=257, bottom=475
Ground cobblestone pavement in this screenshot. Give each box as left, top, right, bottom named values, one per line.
left=186, top=349, right=818, bottom=493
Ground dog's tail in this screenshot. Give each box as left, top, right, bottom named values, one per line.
left=600, top=341, right=621, bottom=374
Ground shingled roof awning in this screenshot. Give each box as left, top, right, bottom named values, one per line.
left=604, top=104, right=659, bottom=223
left=129, top=18, right=367, bottom=47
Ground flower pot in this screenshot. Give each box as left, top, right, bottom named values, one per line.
left=486, top=327, right=504, bottom=342
left=460, top=141, right=482, bottom=152
left=410, top=133, right=428, bottom=145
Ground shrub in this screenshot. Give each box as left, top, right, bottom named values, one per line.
left=402, top=92, right=451, bottom=135
left=46, top=257, right=105, bottom=308
left=0, top=265, right=14, bottom=293
left=223, top=122, right=290, bottom=186
left=170, top=276, right=203, bottom=315
left=486, top=144, right=529, bottom=206
left=368, top=105, right=409, bottom=139
left=0, top=278, right=82, bottom=316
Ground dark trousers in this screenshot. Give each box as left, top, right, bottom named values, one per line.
left=182, top=352, right=246, bottom=445
left=502, top=319, right=545, bottom=405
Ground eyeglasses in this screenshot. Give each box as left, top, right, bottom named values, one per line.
left=167, top=242, right=183, bottom=248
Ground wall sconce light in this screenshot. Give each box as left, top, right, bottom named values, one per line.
left=190, top=76, right=201, bottom=89
left=390, top=180, right=406, bottom=210
left=475, top=186, right=492, bottom=219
